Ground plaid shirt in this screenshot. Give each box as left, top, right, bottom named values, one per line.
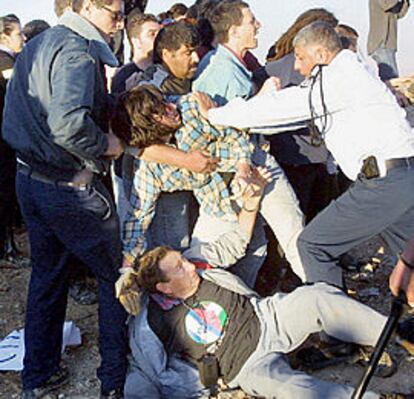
left=122, top=94, right=253, bottom=262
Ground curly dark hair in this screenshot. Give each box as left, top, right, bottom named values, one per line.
left=111, top=84, right=177, bottom=148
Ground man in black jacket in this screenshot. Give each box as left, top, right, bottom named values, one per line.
left=2, top=2, right=127, bottom=398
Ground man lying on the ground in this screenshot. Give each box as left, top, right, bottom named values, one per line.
left=197, top=21, right=414, bottom=291
left=116, top=168, right=409, bottom=399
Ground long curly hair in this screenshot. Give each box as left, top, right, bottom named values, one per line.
left=267, top=8, right=338, bottom=62
left=111, top=84, right=177, bottom=148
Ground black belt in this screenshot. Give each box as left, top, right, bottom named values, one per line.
left=385, top=156, right=414, bottom=170
left=17, top=162, right=91, bottom=189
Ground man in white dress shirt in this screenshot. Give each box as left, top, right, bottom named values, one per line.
left=201, top=21, right=414, bottom=289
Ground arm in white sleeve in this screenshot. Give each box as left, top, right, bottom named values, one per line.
left=207, top=85, right=312, bottom=130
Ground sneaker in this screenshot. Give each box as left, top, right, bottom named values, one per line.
left=21, top=368, right=69, bottom=398
left=356, top=346, right=397, bottom=378
left=100, top=388, right=123, bottom=399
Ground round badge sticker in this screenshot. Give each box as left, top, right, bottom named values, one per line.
left=185, top=301, right=228, bottom=345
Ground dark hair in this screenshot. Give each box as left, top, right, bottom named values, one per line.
left=268, top=8, right=338, bottom=61
left=208, top=0, right=249, bottom=43
left=54, top=0, right=73, bottom=17
left=126, top=12, right=158, bottom=44
left=72, top=0, right=114, bottom=13
left=23, top=20, right=51, bottom=42
left=135, top=246, right=172, bottom=293
left=153, top=21, right=200, bottom=64
left=169, top=3, right=188, bottom=20
left=111, top=84, right=177, bottom=148
left=0, top=14, right=20, bottom=36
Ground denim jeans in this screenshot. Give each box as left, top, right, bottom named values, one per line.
left=298, top=164, right=414, bottom=287
left=16, top=172, right=128, bottom=391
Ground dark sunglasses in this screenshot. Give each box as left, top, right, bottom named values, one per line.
left=101, top=5, right=125, bottom=22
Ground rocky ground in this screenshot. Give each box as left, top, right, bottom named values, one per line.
left=1, top=230, right=414, bottom=398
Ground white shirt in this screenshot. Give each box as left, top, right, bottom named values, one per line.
left=209, top=50, right=414, bottom=180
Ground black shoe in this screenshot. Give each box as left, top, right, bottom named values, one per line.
left=21, top=368, right=69, bottom=398
left=0, top=251, right=30, bottom=268
left=356, top=346, right=397, bottom=378
left=100, top=388, right=124, bottom=399
left=68, top=280, right=98, bottom=305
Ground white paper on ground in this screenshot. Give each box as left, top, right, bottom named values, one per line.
left=0, top=321, right=81, bottom=371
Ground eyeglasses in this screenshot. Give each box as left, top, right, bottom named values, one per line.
left=101, top=5, right=125, bottom=22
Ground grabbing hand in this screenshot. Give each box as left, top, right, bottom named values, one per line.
left=191, top=92, right=217, bottom=119
left=241, top=166, right=272, bottom=210
left=104, top=133, right=125, bottom=160
left=389, top=258, right=414, bottom=307
left=115, top=267, right=141, bottom=315
left=257, top=77, right=281, bottom=97
left=185, top=150, right=220, bottom=174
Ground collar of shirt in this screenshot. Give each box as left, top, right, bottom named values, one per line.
left=58, top=10, right=119, bottom=67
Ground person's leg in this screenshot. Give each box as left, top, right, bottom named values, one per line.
left=16, top=174, right=71, bottom=389
left=252, top=149, right=306, bottom=281
left=45, top=181, right=128, bottom=393
left=191, top=209, right=267, bottom=288
left=272, top=283, right=386, bottom=352
left=234, top=351, right=379, bottom=399
left=298, top=168, right=414, bottom=286
left=371, top=47, right=399, bottom=80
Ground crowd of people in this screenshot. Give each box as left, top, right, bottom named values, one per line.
left=1, top=0, right=414, bottom=398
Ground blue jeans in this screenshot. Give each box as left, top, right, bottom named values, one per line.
left=17, top=172, right=128, bottom=391
left=298, top=164, right=414, bottom=286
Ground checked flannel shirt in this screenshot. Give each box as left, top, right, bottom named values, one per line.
left=122, top=94, right=253, bottom=264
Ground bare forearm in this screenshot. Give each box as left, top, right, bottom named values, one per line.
left=140, top=144, right=189, bottom=168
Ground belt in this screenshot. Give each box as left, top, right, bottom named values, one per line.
left=17, top=161, right=93, bottom=190
left=385, top=156, right=414, bottom=170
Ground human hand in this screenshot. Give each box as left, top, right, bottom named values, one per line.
left=185, top=149, right=220, bottom=173
left=104, top=132, right=125, bottom=160
left=241, top=166, right=272, bottom=211
left=389, top=257, right=414, bottom=307
left=191, top=92, right=217, bottom=119
left=115, top=267, right=141, bottom=315
left=257, top=76, right=281, bottom=97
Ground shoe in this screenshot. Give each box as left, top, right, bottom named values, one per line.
left=0, top=251, right=30, bottom=268
left=295, top=342, right=359, bottom=371
left=380, top=394, right=414, bottom=398
left=356, top=346, right=397, bottom=378
left=68, top=280, right=98, bottom=305
left=100, top=388, right=124, bottom=399
left=21, top=368, right=69, bottom=398
left=396, top=317, right=414, bottom=356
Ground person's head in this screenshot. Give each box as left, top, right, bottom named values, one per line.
left=0, top=14, right=24, bottom=54
left=23, top=20, right=51, bottom=42
left=336, top=23, right=359, bottom=52
left=169, top=3, right=188, bottom=21
left=126, top=13, right=160, bottom=59
left=153, top=21, right=200, bottom=79
left=54, top=0, right=73, bottom=17
left=208, top=0, right=260, bottom=52
left=293, top=21, right=342, bottom=77
left=137, top=246, right=200, bottom=298
left=72, top=0, right=125, bottom=41
left=111, top=84, right=181, bottom=148
left=269, top=8, right=338, bottom=62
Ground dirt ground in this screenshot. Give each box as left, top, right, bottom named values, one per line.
left=1, top=230, right=414, bottom=399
